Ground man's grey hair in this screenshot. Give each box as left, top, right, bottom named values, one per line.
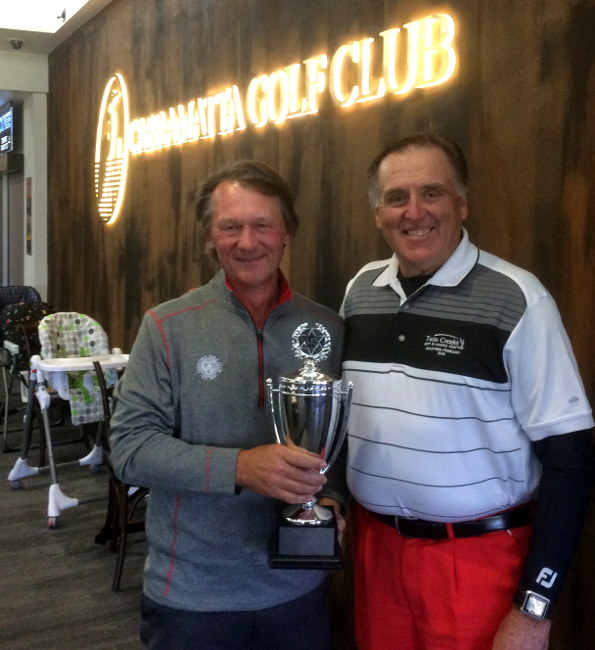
left=366, top=132, right=469, bottom=208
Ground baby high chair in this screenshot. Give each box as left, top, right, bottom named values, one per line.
left=0, top=285, right=43, bottom=442
left=1, top=300, right=54, bottom=452
left=8, top=311, right=128, bottom=528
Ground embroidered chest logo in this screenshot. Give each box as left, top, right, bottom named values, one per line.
left=424, top=333, right=465, bottom=357
left=196, top=354, right=223, bottom=380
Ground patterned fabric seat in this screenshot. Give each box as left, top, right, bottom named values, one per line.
left=1, top=301, right=54, bottom=371
left=38, top=312, right=116, bottom=425
left=0, top=286, right=41, bottom=313
left=0, top=287, right=43, bottom=353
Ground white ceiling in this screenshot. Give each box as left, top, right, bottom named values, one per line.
left=0, top=0, right=113, bottom=55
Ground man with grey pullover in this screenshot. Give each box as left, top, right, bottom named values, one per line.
left=110, top=160, right=345, bottom=649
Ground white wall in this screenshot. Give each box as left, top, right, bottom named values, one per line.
left=0, top=52, right=48, bottom=93
left=0, top=51, right=48, bottom=300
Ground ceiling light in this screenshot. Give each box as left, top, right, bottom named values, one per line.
left=0, top=1, right=90, bottom=34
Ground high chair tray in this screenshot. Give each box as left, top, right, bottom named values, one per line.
left=36, top=354, right=129, bottom=372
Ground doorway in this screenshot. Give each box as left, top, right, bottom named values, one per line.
left=0, top=170, right=24, bottom=286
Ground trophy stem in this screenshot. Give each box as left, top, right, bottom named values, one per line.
left=283, top=498, right=333, bottom=526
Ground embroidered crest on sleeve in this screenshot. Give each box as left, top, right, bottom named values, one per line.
left=196, top=354, right=223, bottom=380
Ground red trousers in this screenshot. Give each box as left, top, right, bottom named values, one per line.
left=352, top=502, right=533, bottom=650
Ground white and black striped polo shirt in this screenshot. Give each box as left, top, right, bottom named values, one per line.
left=341, top=230, right=594, bottom=522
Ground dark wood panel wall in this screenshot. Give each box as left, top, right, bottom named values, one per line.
left=47, top=0, right=595, bottom=646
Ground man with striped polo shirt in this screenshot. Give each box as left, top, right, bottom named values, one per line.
left=341, top=133, right=594, bottom=649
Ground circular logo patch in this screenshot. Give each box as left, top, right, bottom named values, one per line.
left=197, top=354, right=223, bottom=380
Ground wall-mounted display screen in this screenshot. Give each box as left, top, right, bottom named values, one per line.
left=0, top=104, right=14, bottom=154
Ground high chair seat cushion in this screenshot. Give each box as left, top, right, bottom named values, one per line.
left=38, top=312, right=116, bottom=425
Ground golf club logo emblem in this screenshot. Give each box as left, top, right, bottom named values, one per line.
left=95, top=73, right=130, bottom=225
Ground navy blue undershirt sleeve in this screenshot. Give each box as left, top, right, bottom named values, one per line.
left=515, top=429, right=595, bottom=617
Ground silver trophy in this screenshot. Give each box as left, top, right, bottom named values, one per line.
left=267, top=323, right=353, bottom=568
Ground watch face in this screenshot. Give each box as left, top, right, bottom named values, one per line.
left=522, top=591, right=550, bottom=619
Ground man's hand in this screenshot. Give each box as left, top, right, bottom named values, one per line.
left=318, top=497, right=346, bottom=543
left=236, top=444, right=327, bottom=503
left=492, top=608, right=551, bottom=650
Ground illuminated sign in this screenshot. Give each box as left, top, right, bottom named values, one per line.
left=95, top=73, right=130, bottom=225
left=95, top=12, right=457, bottom=224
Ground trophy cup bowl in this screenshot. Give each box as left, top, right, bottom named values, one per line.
left=267, top=323, right=353, bottom=568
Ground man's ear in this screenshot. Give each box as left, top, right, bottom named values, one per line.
left=460, top=196, right=469, bottom=222
left=373, top=207, right=383, bottom=230
left=204, top=233, right=218, bottom=261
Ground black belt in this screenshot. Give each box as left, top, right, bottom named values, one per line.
left=369, top=503, right=533, bottom=540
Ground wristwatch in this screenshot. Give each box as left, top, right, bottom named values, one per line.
left=516, top=590, right=550, bottom=620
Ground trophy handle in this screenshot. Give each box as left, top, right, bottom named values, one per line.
left=266, top=378, right=286, bottom=444
left=321, top=381, right=353, bottom=474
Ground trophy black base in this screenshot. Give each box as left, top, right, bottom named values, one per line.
left=269, top=506, right=343, bottom=570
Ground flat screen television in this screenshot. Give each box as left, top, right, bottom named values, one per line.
left=0, top=103, right=14, bottom=154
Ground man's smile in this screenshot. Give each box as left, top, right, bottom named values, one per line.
left=403, top=227, right=433, bottom=237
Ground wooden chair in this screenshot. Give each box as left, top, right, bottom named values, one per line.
left=98, top=475, right=148, bottom=591
left=93, top=360, right=147, bottom=591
